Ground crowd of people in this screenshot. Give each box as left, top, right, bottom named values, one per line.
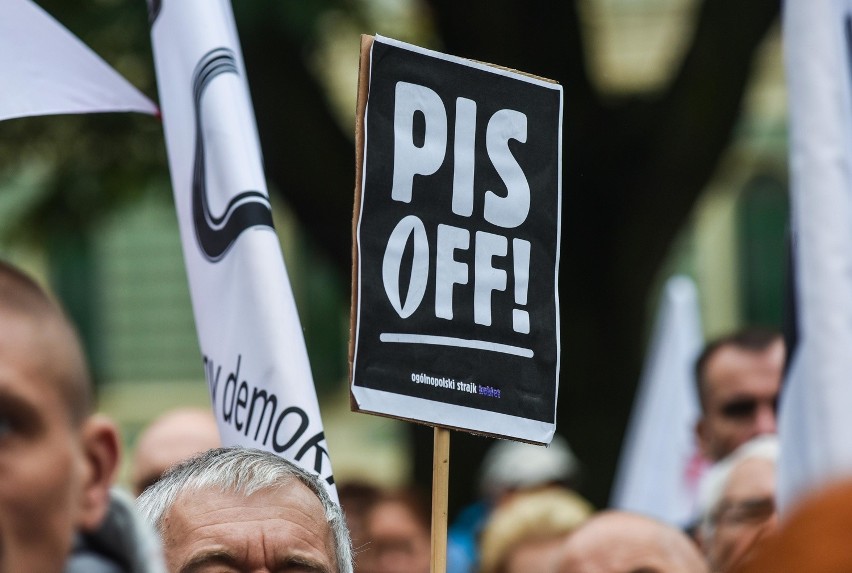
left=1, top=256, right=851, bottom=573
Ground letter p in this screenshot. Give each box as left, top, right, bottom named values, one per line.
left=391, top=82, right=447, bottom=203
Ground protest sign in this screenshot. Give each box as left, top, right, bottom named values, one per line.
left=351, top=35, right=563, bottom=444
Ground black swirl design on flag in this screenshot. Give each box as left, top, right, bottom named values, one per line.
left=191, top=48, right=275, bottom=262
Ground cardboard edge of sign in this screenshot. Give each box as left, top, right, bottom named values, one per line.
left=347, top=34, right=559, bottom=446
left=348, top=34, right=372, bottom=415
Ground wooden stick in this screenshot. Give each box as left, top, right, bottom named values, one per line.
left=431, top=426, right=451, bottom=573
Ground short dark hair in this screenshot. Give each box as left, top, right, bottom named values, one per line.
left=695, top=327, right=782, bottom=410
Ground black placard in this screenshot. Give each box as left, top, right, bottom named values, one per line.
left=351, top=36, right=562, bottom=442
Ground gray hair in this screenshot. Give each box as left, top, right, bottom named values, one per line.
left=698, top=434, right=779, bottom=541
left=136, top=447, right=352, bottom=573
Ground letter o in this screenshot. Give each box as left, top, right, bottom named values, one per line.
left=382, top=215, right=429, bottom=318
left=272, top=407, right=309, bottom=453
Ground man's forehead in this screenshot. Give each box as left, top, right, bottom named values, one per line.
left=723, top=458, right=775, bottom=499
left=0, top=318, right=64, bottom=400
left=166, top=482, right=336, bottom=572
left=0, top=306, right=90, bottom=420
left=168, top=481, right=333, bottom=546
left=704, top=345, right=782, bottom=392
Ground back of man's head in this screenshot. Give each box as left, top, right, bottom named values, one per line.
left=131, top=407, right=220, bottom=496
left=555, top=511, right=708, bottom=573
left=0, top=260, right=120, bottom=572
left=137, top=446, right=353, bottom=573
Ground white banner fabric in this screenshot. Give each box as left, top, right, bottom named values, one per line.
left=0, top=0, right=156, bottom=121
left=610, top=276, right=705, bottom=526
left=778, top=0, right=852, bottom=511
left=148, top=0, right=336, bottom=498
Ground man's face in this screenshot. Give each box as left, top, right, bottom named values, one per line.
left=706, top=458, right=777, bottom=573
left=366, top=500, right=430, bottom=573
left=0, top=314, right=89, bottom=573
left=698, top=341, right=783, bottom=461
left=161, top=482, right=337, bottom=573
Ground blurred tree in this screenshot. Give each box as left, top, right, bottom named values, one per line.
left=235, top=0, right=780, bottom=509
left=0, top=0, right=780, bottom=509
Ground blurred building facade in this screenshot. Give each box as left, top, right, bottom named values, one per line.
left=583, top=0, right=787, bottom=336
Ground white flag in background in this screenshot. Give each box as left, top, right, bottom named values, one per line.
left=610, top=276, right=705, bottom=526
left=778, top=0, right=852, bottom=511
left=0, top=0, right=156, bottom=121
left=147, top=0, right=336, bottom=497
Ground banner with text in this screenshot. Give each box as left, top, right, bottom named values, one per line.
left=148, top=0, right=335, bottom=497
left=351, top=36, right=562, bottom=444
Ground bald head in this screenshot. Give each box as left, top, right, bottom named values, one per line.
left=555, top=511, right=708, bottom=573
left=0, top=261, right=92, bottom=424
left=132, top=407, right=220, bottom=495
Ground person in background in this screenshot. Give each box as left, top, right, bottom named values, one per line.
left=733, top=478, right=852, bottom=573
left=136, top=446, right=352, bottom=573
left=0, top=260, right=164, bottom=573
left=477, top=487, right=593, bottom=573
left=694, top=328, right=784, bottom=462
left=363, top=488, right=431, bottom=573
left=554, top=511, right=708, bottom=573
left=448, top=434, right=582, bottom=573
left=698, top=435, right=779, bottom=573
left=338, top=481, right=382, bottom=573
left=130, top=407, right=220, bottom=496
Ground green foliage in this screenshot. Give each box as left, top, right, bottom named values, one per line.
left=0, top=1, right=164, bottom=245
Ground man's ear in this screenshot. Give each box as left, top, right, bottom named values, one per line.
left=77, top=414, right=121, bottom=532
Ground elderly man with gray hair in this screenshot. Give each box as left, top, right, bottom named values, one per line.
left=697, top=435, right=779, bottom=573
left=137, top=446, right=353, bottom=573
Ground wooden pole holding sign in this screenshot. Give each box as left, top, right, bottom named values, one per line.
left=431, top=427, right=450, bottom=573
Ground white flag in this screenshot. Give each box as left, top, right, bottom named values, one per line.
left=147, top=0, right=336, bottom=497
left=610, top=276, right=705, bottom=526
left=777, top=0, right=852, bottom=511
left=0, top=0, right=156, bottom=121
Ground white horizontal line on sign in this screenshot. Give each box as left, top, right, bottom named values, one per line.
left=380, top=332, right=534, bottom=358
